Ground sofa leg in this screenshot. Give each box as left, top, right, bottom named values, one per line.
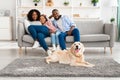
left=25, top=47, right=27, bottom=54
left=19, top=47, right=22, bottom=54
left=104, top=47, right=106, bottom=54
left=110, top=48, right=112, bottom=55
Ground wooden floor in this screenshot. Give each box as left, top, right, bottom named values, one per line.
left=0, top=41, right=120, bottom=80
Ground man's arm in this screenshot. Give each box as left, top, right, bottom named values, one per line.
left=64, top=16, right=76, bottom=35
left=49, top=14, right=53, bottom=19
left=66, top=26, right=75, bottom=35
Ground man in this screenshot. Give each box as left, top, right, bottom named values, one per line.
left=49, top=9, right=80, bottom=50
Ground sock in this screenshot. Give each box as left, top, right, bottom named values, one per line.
left=52, top=44, right=56, bottom=50
left=57, top=45, right=60, bottom=50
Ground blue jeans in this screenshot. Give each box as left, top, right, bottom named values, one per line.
left=58, top=28, right=80, bottom=50
left=51, top=30, right=61, bottom=45
left=28, top=25, right=50, bottom=51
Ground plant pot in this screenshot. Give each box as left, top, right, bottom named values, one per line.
left=111, top=21, right=115, bottom=23
left=93, top=3, right=97, bottom=6
left=34, top=3, right=37, bottom=6
left=80, top=3, right=82, bottom=6
left=64, top=4, right=69, bottom=6
left=110, top=18, right=115, bottom=23
left=64, top=2, right=69, bottom=6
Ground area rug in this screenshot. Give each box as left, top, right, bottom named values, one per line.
left=0, top=57, right=120, bottom=77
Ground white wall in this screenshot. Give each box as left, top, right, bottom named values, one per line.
left=101, top=0, right=118, bottom=23
left=0, top=0, right=118, bottom=40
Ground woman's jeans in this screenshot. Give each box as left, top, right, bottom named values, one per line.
left=28, top=25, right=50, bottom=51
left=58, top=28, right=80, bottom=50
left=51, top=30, right=61, bottom=45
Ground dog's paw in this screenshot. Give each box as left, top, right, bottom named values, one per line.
left=86, top=64, right=95, bottom=67
left=84, top=62, right=89, bottom=65
left=45, top=59, right=50, bottom=64
left=85, top=65, right=93, bottom=67
left=90, top=64, right=95, bottom=67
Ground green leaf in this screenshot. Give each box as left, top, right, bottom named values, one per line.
left=91, top=0, right=99, bottom=3
left=33, top=0, right=40, bottom=3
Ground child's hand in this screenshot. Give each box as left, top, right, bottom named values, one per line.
left=50, top=30, right=56, bottom=33
left=50, top=30, right=53, bottom=33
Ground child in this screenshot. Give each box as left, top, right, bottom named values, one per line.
left=40, top=14, right=61, bottom=50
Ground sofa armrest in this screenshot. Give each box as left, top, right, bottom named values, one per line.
left=104, top=23, right=115, bottom=47
left=17, top=22, right=26, bottom=47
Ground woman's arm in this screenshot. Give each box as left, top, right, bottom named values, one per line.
left=24, top=19, right=31, bottom=34
left=24, top=19, right=30, bottom=28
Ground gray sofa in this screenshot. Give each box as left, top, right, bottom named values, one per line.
left=18, top=20, right=115, bottom=54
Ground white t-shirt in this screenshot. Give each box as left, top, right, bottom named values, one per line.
left=24, top=19, right=41, bottom=34
left=56, top=18, right=65, bottom=32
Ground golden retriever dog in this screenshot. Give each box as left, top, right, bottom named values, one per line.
left=45, top=42, right=95, bottom=67
left=46, top=0, right=54, bottom=6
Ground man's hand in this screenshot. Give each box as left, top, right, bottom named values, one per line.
left=66, top=31, right=72, bottom=36
left=66, top=26, right=75, bottom=36
left=49, top=14, right=54, bottom=19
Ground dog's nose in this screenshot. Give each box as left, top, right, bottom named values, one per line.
left=76, top=45, right=78, bottom=49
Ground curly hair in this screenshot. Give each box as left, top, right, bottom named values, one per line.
left=27, top=9, right=41, bottom=21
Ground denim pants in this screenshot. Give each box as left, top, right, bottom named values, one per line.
left=51, top=30, right=61, bottom=45
left=58, top=28, right=80, bottom=50
left=28, top=25, right=50, bottom=51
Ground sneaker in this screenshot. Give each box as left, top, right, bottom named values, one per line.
left=32, top=41, right=39, bottom=48
left=47, top=49, right=52, bottom=56
left=57, top=45, right=60, bottom=50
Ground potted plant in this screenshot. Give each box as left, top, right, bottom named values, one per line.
left=64, top=1, right=69, bottom=6
left=33, top=0, right=40, bottom=6
left=110, top=18, right=115, bottom=23
left=91, top=0, right=99, bottom=6
left=80, top=2, right=82, bottom=6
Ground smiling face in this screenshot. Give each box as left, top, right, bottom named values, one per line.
left=70, top=42, right=85, bottom=57
left=32, top=11, right=38, bottom=21
left=40, top=15, right=46, bottom=24
left=52, top=10, right=60, bottom=20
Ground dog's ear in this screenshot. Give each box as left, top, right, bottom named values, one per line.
left=80, top=43, right=85, bottom=53
left=70, top=43, right=75, bottom=54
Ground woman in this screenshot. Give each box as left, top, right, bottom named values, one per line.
left=40, top=14, right=61, bottom=50
left=24, top=9, right=52, bottom=55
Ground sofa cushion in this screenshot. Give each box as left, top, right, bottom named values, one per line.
left=23, top=34, right=110, bottom=44
left=66, top=34, right=110, bottom=43
left=23, top=35, right=34, bottom=43
left=22, top=35, right=51, bottom=45
left=75, top=20, right=104, bottom=35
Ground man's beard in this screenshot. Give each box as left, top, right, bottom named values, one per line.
left=55, top=15, right=61, bottom=20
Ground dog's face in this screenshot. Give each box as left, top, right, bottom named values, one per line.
left=70, top=42, right=85, bottom=57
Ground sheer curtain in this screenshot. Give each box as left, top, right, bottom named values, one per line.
left=117, top=0, right=120, bottom=41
